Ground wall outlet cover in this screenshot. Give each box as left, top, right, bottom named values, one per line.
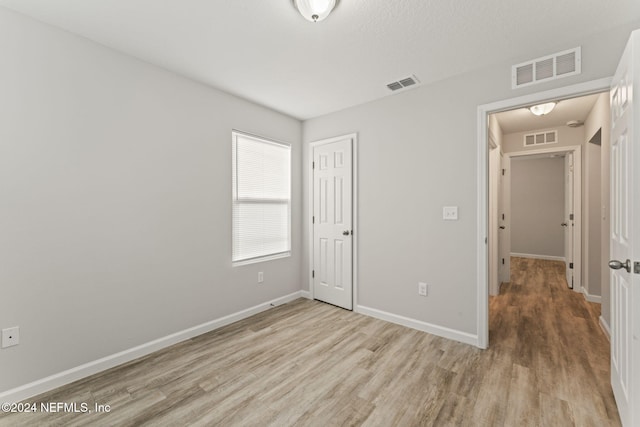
left=2, top=327, right=19, bottom=348
left=443, top=206, right=458, bottom=220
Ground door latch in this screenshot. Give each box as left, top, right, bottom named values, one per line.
left=635, top=261, right=640, bottom=274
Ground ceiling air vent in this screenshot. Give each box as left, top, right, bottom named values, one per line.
left=387, top=75, right=420, bottom=92
left=512, top=47, right=581, bottom=89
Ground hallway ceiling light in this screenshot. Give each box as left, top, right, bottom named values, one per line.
left=529, top=102, right=557, bottom=116
left=293, top=0, right=337, bottom=22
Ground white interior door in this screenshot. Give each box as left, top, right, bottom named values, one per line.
left=313, top=137, right=353, bottom=310
left=609, top=30, right=640, bottom=427
left=564, top=153, right=575, bottom=289
left=498, top=155, right=510, bottom=284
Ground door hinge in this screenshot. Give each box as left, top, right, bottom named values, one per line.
left=569, top=214, right=574, bottom=220
left=312, top=161, right=315, bottom=169
left=312, top=270, right=315, bottom=278
left=569, top=262, right=573, bottom=269
left=502, top=213, right=505, bottom=220
left=312, top=216, right=315, bottom=224
left=502, top=258, right=505, bottom=265
left=502, top=169, right=505, bottom=176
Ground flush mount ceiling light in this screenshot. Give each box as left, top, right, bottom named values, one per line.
left=293, top=0, right=338, bottom=22
left=529, top=102, right=557, bottom=116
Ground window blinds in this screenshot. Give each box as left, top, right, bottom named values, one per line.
left=232, top=132, right=291, bottom=264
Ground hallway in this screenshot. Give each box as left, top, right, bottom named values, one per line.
left=490, top=257, right=619, bottom=426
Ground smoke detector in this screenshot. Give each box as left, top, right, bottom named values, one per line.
left=566, top=120, right=584, bottom=128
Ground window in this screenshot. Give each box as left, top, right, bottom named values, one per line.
left=232, top=131, right=291, bottom=265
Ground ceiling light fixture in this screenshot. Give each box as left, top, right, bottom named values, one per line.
left=293, top=0, right=337, bottom=22
left=529, top=102, right=557, bottom=116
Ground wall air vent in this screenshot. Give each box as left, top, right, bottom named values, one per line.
left=524, top=130, right=558, bottom=147
left=387, top=75, right=420, bottom=92
left=512, top=47, right=581, bottom=89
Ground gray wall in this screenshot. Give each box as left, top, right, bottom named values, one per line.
left=0, top=8, right=302, bottom=393
left=303, top=20, right=640, bottom=336
left=510, top=157, right=565, bottom=258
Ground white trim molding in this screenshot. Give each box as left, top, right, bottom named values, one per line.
left=511, top=253, right=566, bottom=262
left=0, top=291, right=306, bottom=404
left=477, top=77, right=612, bottom=350
left=356, top=305, right=478, bottom=347
left=582, top=287, right=602, bottom=304
left=599, top=316, right=611, bottom=341
left=300, top=290, right=312, bottom=299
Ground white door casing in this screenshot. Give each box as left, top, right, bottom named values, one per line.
left=312, top=136, right=354, bottom=310
left=505, top=146, right=582, bottom=291
left=478, top=78, right=612, bottom=350
left=564, top=153, right=575, bottom=288
left=488, top=137, right=500, bottom=295
left=609, top=30, right=639, bottom=427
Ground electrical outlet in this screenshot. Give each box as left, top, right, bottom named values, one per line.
left=443, top=206, right=458, bottom=220
left=2, top=327, right=19, bottom=348
left=418, top=282, right=428, bottom=297
left=258, top=272, right=264, bottom=284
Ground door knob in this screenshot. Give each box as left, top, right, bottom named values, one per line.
left=561, top=222, right=568, bottom=227
left=499, top=226, right=505, bottom=230
left=342, top=230, right=350, bottom=236
left=608, top=259, right=631, bottom=273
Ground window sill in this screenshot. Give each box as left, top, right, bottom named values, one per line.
left=232, top=252, right=291, bottom=267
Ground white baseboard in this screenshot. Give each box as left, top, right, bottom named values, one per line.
left=300, top=290, right=312, bottom=299
left=599, top=316, right=611, bottom=341
left=511, top=253, right=566, bottom=262
left=355, top=305, right=478, bottom=347
left=581, top=286, right=602, bottom=303
left=0, top=291, right=306, bottom=404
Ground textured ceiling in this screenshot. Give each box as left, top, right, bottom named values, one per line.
left=1, top=0, right=639, bottom=119
left=493, top=93, right=602, bottom=134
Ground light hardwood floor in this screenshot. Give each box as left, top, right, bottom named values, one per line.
left=0, top=257, right=619, bottom=426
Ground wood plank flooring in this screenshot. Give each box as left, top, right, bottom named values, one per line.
left=0, top=257, right=619, bottom=426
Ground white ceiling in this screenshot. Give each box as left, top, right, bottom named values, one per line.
left=493, top=92, right=602, bottom=134
left=1, top=0, right=639, bottom=120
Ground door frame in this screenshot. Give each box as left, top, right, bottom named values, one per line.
left=488, top=133, right=501, bottom=295
left=476, top=77, right=611, bottom=349
left=506, top=145, right=583, bottom=291
left=307, top=133, right=359, bottom=308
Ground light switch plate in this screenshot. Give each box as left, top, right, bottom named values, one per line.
left=443, top=206, right=458, bottom=220
left=418, top=282, right=428, bottom=296
left=2, top=327, right=19, bottom=348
